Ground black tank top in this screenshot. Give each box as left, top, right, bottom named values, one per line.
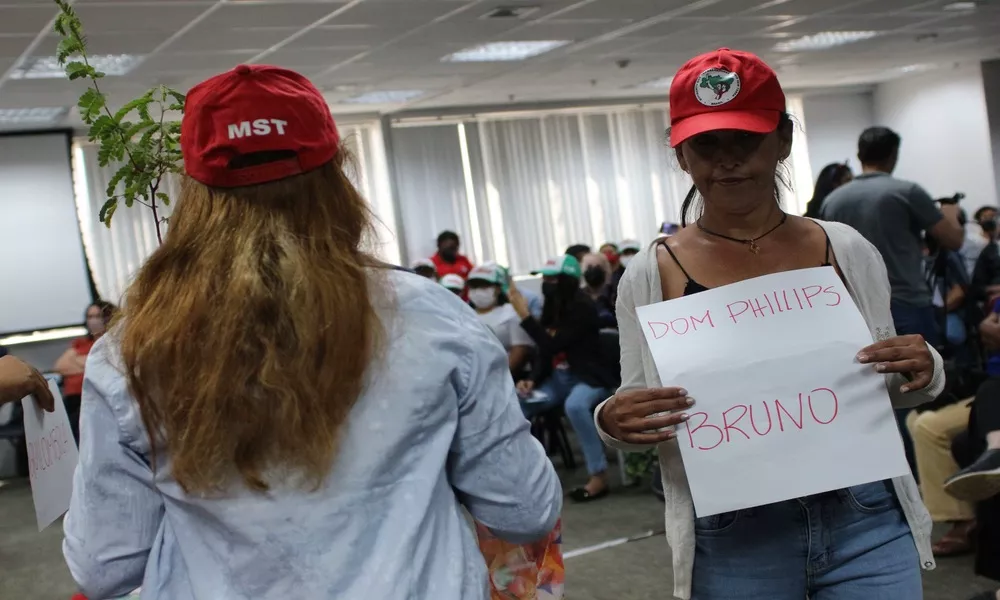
left=659, top=225, right=833, bottom=297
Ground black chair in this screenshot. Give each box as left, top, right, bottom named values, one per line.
left=531, top=409, right=576, bottom=470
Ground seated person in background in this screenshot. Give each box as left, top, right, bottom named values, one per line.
left=962, top=206, right=997, bottom=277
left=485, top=261, right=543, bottom=320
left=55, top=301, right=115, bottom=443
left=947, top=310, right=1000, bottom=502
left=610, top=240, right=644, bottom=308
left=432, top=230, right=474, bottom=279
left=0, top=355, right=54, bottom=411
left=509, top=255, right=619, bottom=502
left=62, top=65, right=560, bottom=600
left=564, top=244, right=591, bottom=264
left=440, top=273, right=466, bottom=297
left=972, top=218, right=1000, bottom=304
left=924, top=232, right=970, bottom=357
left=467, top=264, right=534, bottom=376
left=580, top=252, right=617, bottom=328
left=599, top=243, right=620, bottom=271
left=411, top=258, right=438, bottom=280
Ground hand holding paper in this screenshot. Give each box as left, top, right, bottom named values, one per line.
left=857, top=334, right=934, bottom=393
left=22, top=379, right=79, bottom=531
left=600, top=387, right=692, bottom=445
left=0, top=356, right=54, bottom=411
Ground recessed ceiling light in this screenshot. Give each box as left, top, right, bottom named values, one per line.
left=773, top=31, right=879, bottom=52
left=442, top=40, right=570, bottom=62
left=344, top=90, right=424, bottom=104
left=635, top=76, right=673, bottom=89
left=943, top=1, right=977, bottom=10
left=899, top=63, right=934, bottom=74
left=0, top=107, right=68, bottom=124
left=10, top=54, right=142, bottom=79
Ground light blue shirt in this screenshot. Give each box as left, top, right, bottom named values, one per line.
left=63, top=270, right=562, bottom=600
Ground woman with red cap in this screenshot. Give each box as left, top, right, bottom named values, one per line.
left=597, top=49, right=943, bottom=599
left=61, top=65, right=560, bottom=600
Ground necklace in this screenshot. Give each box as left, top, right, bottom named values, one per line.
left=697, top=213, right=788, bottom=255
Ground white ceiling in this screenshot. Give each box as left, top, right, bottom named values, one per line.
left=0, top=0, right=999, bottom=127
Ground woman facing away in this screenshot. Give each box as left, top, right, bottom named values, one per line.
left=596, top=49, right=944, bottom=599
left=803, top=162, right=853, bottom=219
left=62, top=65, right=561, bottom=600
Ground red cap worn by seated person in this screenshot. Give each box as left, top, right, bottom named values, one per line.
left=181, top=64, right=340, bottom=188
left=668, top=48, right=785, bottom=148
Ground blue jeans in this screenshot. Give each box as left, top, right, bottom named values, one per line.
left=890, top=300, right=942, bottom=481
left=692, top=481, right=920, bottom=599
left=522, top=368, right=609, bottom=476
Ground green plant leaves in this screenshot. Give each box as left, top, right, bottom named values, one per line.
left=55, top=0, right=183, bottom=239
left=78, top=88, right=105, bottom=123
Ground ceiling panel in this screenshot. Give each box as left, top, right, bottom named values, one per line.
left=139, top=50, right=259, bottom=73
left=196, top=2, right=349, bottom=29
left=283, top=25, right=394, bottom=48
left=559, top=0, right=696, bottom=21
left=165, top=26, right=303, bottom=53
left=0, top=35, right=35, bottom=59
left=257, top=47, right=367, bottom=69
left=72, top=3, right=212, bottom=32
left=0, top=6, right=58, bottom=35
left=35, top=30, right=174, bottom=57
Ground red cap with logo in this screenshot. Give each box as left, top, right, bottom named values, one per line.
left=181, top=64, right=340, bottom=188
left=668, top=48, right=785, bottom=148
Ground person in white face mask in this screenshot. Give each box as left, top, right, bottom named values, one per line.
left=467, top=264, right=534, bottom=375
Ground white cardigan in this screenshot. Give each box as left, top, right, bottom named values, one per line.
left=595, top=220, right=943, bottom=600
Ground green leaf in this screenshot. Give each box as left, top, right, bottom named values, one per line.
left=105, top=169, right=127, bottom=197
left=77, top=88, right=105, bottom=123
left=113, top=93, right=153, bottom=124
left=87, top=114, right=115, bottom=141
left=98, top=198, right=117, bottom=225
left=56, top=37, right=83, bottom=64
left=155, top=191, right=170, bottom=206
left=64, top=61, right=94, bottom=81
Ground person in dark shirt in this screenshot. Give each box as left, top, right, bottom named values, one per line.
left=804, top=162, right=852, bottom=219
left=509, top=255, right=617, bottom=502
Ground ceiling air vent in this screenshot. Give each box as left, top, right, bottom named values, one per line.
left=482, top=6, right=540, bottom=19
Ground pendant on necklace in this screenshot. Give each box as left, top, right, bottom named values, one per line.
left=748, top=240, right=761, bottom=254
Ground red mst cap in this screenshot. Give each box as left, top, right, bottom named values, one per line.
left=181, top=64, right=340, bottom=188
left=668, top=48, right=785, bottom=148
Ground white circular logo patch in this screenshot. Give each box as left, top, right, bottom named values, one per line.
left=694, top=68, right=741, bottom=107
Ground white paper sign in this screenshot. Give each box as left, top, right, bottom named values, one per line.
left=636, top=266, right=910, bottom=517
left=22, top=379, right=79, bottom=531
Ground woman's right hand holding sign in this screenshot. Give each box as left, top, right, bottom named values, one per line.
left=599, top=387, right=694, bottom=445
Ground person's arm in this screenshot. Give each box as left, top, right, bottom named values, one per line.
left=54, top=346, right=85, bottom=377
left=448, top=313, right=561, bottom=543
left=945, top=283, right=966, bottom=313
left=63, top=351, right=164, bottom=599
left=594, top=268, right=663, bottom=452
left=0, top=356, right=54, bottom=411
left=508, top=345, right=530, bottom=373
left=852, top=234, right=945, bottom=408
left=913, top=185, right=963, bottom=250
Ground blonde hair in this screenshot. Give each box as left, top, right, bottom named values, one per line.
left=119, top=150, right=382, bottom=494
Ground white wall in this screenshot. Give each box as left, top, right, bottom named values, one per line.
left=801, top=91, right=874, bottom=177
left=873, top=64, right=998, bottom=210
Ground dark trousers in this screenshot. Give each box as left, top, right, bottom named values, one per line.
left=952, top=378, right=1000, bottom=581
left=891, top=300, right=942, bottom=480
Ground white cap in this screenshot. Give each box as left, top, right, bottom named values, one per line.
left=440, top=274, right=465, bottom=291
left=411, top=258, right=436, bottom=271
left=620, top=239, right=641, bottom=253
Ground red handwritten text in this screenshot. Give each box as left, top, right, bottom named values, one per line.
left=648, top=309, right=716, bottom=339
left=27, top=423, right=72, bottom=475
left=685, top=387, right=839, bottom=451
left=726, top=285, right=841, bottom=324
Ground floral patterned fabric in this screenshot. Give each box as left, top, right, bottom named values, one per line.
left=476, top=519, right=565, bottom=600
